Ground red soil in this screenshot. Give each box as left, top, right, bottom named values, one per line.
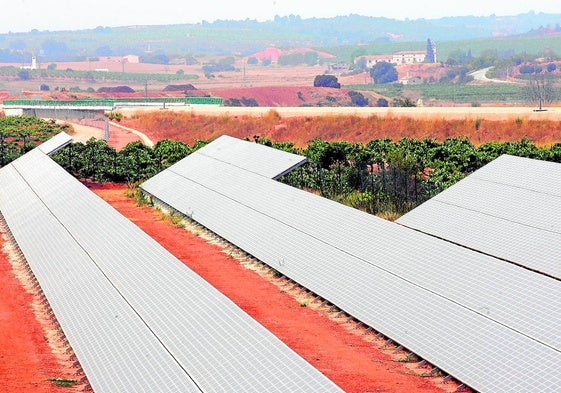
left=90, top=183, right=454, bottom=393
left=213, top=86, right=352, bottom=106
left=0, top=232, right=75, bottom=393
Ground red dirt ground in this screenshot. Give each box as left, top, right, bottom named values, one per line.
left=88, top=183, right=456, bottom=393
left=0, top=232, right=78, bottom=393
left=212, top=86, right=353, bottom=106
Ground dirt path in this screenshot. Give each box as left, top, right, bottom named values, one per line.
left=469, top=67, right=518, bottom=84
left=61, top=120, right=153, bottom=150
left=91, top=183, right=459, bottom=393
left=108, top=121, right=154, bottom=147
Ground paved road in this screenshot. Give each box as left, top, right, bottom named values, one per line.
left=469, top=67, right=518, bottom=84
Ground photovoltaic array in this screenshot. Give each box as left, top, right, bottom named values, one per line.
left=398, top=154, right=561, bottom=279
left=142, top=137, right=561, bottom=392
left=0, top=135, right=342, bottom=393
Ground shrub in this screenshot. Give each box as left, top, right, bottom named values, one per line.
left=313, top=75, right=340, bottom=88
left=377, top=98, right=389, bottom=107
left=349, top=91, right=369, bottom=107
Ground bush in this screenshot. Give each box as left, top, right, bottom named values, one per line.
left=377, top=98, right=389, bottom=107
left=97, top=86, right=135, bottom=93
left=369, top=61, right=398, bottom=84
left=349, top=91, right=368, bottom=107
left=313, top=75, right=340, bottom=88
left=223, top=97, right=259, bottom=107
left=519, top=65, right=537, bottom=74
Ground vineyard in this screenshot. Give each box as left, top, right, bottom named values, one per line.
left=0, top=66, right=198, bottom=83
left=352, top=83, right=530, bottom=104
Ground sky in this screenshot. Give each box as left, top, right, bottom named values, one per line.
left=2, top=0, right=560, bottom=34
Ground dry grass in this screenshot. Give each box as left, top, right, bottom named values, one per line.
left=121, top=107, right=561, bottom=148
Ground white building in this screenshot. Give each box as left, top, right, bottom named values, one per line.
left=20, top=56, right=37, bottom=70
left=360, top=51, right=426, bottom=67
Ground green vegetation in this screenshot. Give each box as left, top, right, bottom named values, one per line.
left=346, top=83, right=529, bottom=104
left=4, top=96, right=223, bottom=108
left=0, top=116, right=72, bottom=166
left=49, top=378, right=77, bottom=387
left=0, top=66, right=198, bottom=83
left=369, top=62, right=398, bottom=84
left=4, top=116, right=560, bottom=218
left=313, top=75, right=340, bottom=88
left=47, top=134, right=561, bottom=218
left=326, top=34, right=561, bottom=65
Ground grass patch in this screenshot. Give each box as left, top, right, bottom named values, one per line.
left=394, top=353, right=419, bottom=363
left=298, top=298, right=309, bottom=307
left=158, top=210, right=185, bottom=228
left=125, top=182, right=152, bottom=207
left=49, top=378, right=76, bottom=387
left=376, top=211, right=402, bottom=221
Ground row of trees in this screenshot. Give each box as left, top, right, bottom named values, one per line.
left=0, top=117, right=72, bottom=166
left=4, top=116, right=559, bottom=217
left=50, top=135, right=561, bottom=216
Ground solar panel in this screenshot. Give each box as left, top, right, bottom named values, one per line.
left=142, top=144, right=561, bottom=392
left=398, top=154, right=561, bottom=279
left=0, top=154, right=200, bottom=393
left=37, top=131, right=73, bottom=155
left=0, top=147, right=342, bottom=392
left=194, top=134, right=306, bottom=179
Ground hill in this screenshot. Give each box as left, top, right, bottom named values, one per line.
left=1, top=12, right=560, bottom=63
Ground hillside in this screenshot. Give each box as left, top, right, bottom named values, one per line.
left=1, top=12, right=560, bottom=62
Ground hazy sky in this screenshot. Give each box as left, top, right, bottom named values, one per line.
left=2, top=0, right=560, bottom=33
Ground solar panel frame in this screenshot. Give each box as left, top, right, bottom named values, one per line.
left=1, top=148, right=342, bottom=393
left=0, top=156, right=201, bottom=393
left=194, top=134, right=307, bottom=179
left=142, top=149, right=561, bottom=392
left=37, top=131, right=73, bottom=155
left=398, top=154, right=561, bottom=279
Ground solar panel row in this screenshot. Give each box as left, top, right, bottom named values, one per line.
left=398, top=154, right=561, bottom=279
left=142, top=144, right=561, bottom=392
left=37, top=131, right=73, bottom=155
left=195, top=134, right=307, bottom=179
left=0, top=146, right=342, bottom=392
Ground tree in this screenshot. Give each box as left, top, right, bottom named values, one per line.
left=393, top=97, right=416, bottom=107
left=348, top=91, right=368, bottom=107
left=376, top=98, right=389, bottom=107
left=304, top=51, right=319, bottom=66
left=369, top=61, right=398, bottom=84
left=17, top=69, right=30, bottom=80
left=313, top=75, right=340, bottom=88
left=526, top=74, right=555, bottom=111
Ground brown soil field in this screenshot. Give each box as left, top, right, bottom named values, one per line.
left=0, top=60, right=328, bottom=92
